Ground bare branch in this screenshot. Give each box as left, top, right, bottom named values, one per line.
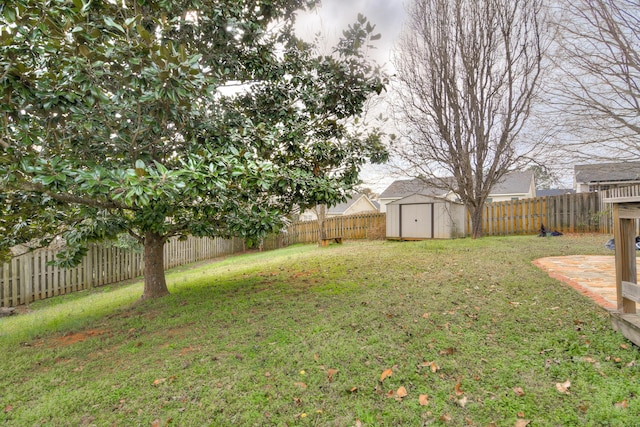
left=550, top=0, right=640, bottom=160
left=392, top=0, right=547, bottom=237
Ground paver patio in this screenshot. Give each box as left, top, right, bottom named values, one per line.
left=534, top=255, right=640, bottom=311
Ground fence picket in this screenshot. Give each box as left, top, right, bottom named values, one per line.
left=1, top=236, right=254, bottom=307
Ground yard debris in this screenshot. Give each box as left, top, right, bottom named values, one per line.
left=0, top=307, right=16, bottom=317
left=380, top=368, right=393, bottom=382
left=555, top=380, right=571, bottom=394
left=537, top=224, right=563, bottom=237
left=604, top=236, right=640, bottom=251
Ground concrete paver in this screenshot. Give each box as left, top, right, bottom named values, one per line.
left=533, top=255, right=640, bottom=311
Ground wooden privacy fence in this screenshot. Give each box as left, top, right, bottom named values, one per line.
left=0, top=236, right=245, bottom=308
left=472, top=192, right=601, bottom=236
left=287, top=212, right=386, bottom=244
left=5, top=186, right=640, bottom=307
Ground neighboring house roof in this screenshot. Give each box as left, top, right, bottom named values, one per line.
left=536, top=188, right=576, bottom=197
left=575, top=161, right=640, bottom=184
left=380, top=170, right=534, bottom=198
left=327, top=194, right=378, bottom=215
left=490, top=170, right=534, bottom=195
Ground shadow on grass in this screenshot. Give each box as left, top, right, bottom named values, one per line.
left=0, top=244, right=318, bottom=345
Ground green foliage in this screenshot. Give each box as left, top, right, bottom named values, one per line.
left=0, top=1, right=387, bottom=275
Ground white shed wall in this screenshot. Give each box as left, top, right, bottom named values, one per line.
left=386, top=194, right=465, bottom=239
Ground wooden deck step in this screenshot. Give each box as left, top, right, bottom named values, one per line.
left=610, top=311, right=640, bottom=347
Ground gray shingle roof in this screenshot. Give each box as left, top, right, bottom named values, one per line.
left=490, top=170, right=534, bottom=195
left=575, top=162, right=640, bottom=184
left=378, top=178, right=450, bottom=199
left=380, top=170, right=533, bottom=198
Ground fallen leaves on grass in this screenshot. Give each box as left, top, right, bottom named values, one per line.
left=396, top=386, right=408, bottom=399
left=515, top=419, right=531, bottom=427
left=152, top=376, right=176, bottom=386
left=454, top=382, right=464, bottom=396
left=555, top=380, right=571, bottom=394
left=420, top=361, right=439, bottom=373
left=615, top=400, right=628, bottom=409
left=440, top=347, right=456, bottom=356
left=385, top=386, right=408, bottom=401
left=4, top=405, right=13, bottom=413
left=513, top=387, right=525, bottom=397
left=294, top=382, right=307, bottom=389
left=456, top=396, right=468, bottom=408
left=380, top=368, right=393, bottom=381
left=419, top=394, right=429, bottom=406
left=327, top=368, right=339, bottom=382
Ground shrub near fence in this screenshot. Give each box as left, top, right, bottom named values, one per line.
left=0, top=236, right=245, bottom=308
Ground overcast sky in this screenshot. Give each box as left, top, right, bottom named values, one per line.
left=295, top=1, right=408, bottom=193
left=296, top=0, right=406, bottom=70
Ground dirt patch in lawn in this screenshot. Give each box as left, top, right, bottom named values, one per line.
left=50, top=329, right=108, bottom=347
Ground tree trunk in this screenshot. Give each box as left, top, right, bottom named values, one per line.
left=316, top=204, right=327, bottom=245
left=141, top=231, right=170, bottom=299
left=469, top=205, right=484, bottom=239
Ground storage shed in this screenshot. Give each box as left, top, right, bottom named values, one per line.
left=386, top=194, right=466, bottom=240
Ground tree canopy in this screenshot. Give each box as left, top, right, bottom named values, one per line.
left=0, top=0, right=387, bottom=298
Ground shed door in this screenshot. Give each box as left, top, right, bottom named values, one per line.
left=401, top=203, right=433, bottom=239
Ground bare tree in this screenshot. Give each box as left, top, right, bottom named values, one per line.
left=550, top=0, right=640, bottom=161
left=392, top=0, right=547, bottom=238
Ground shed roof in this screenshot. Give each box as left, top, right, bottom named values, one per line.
left=388, top=193, right=462, bottom=205
left=379, top=178, right=450, bottom=199
left=575, top=161, right=640, bottom=184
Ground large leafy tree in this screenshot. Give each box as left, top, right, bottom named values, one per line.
left=0, top=0, right=386, bottom=298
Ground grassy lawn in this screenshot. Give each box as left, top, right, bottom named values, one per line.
left=1, top=235, right=638, bottom=426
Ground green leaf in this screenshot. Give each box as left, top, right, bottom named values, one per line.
left=103, top=16, right=125, bottom=34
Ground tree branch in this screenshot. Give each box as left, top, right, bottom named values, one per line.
left=9, top=181, right=132, bottom=211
